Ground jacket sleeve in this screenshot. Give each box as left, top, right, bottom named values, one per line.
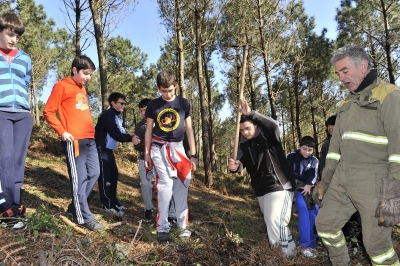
left=43, top=83, right=66, bottom=136
left=103, top=111, right=132, bottom=143
left=319, top=140, right=329, bottom=172
left=248, top=110, right=281, bottom=141
left=382, top=90, right=400, bottom=179
left=322, top=106, right=342, bottom=186
left=133, top=120, right=146, bottom=152
left=286, top=153, right=299, bottom=180
left=305, top=157, right=319, bottom=185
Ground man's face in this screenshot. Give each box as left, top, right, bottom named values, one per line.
left=72, top=67, right=93, bottom=86
left=112, top=98, right=126, bottom=112
left=300, top=145, right=314, bottom=158
left=158, top=84, right=176, bottom=101
left=334, top=56, right=369, bottom=92
left=240, top=121, right=257, bottom=139
left=0, top=28, right=19, bottom=50
left=140, top=106, right=147, bottom=118
left=327, top=125, right=335, bottom=136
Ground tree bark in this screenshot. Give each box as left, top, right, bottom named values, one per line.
left=194, top=0, right=212, bottom=186
left=89, top=0, right=108, bottom=111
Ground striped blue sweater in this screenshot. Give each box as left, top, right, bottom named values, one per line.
left=0, top=49, right=32, bottom=112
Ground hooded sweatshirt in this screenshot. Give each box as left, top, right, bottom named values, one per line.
left=43, top=77, right=94, bottom=140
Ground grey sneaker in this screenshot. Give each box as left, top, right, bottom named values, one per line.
left=81, top=219, right=105, bottom=231
left=103, top=206, right=124, bottom=216
left=157, top=231, right=172, bottom=242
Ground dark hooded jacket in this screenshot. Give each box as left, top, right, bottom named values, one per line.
left=232, top=111, right=295, bottom=197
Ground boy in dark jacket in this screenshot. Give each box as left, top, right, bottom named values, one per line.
left=95, top=92, right=140, bottom=215
left=134, top=98, right=154, bottom=220
left=287, top=136, right=319, bottom=258
left=228, top=99, right=296, bottom=257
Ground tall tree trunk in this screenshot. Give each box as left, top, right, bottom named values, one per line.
left=175, top=0, right=186, bottom=98
left=380, top=0, right=395, bottom=84
left=288, top=84, right=296, bottom=152
left=202, top=49, right=217, bottom=171
left=246, top=51, right=257, bottom=110
left=194, top=1, right=212, bottom=186
left=256, top=0, right=277, bottom=119
left=75, top=0, right=81, bottom=55
left=89, top=0, right=108, bottom=111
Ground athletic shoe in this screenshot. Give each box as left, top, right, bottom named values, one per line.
left=0, top=208, right=27, bottom=230
left=103, top=206, right=124, bottom=216
left=144, top=209, right=152, bottom=220
left=81, top=219, right=105, bottom=231
left=116, top=205, right=126, bottom=211
left=157, top=231, right=172, bottom=242
left=1, top=217, right=27, bottom=230
left=168, top=217, right=177, bottom=225
left=302, top=247, right=317, bottom=258
left=178, top=229, right=191, bottom=238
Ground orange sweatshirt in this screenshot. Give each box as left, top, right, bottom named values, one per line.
left=43, top=77, right=95, bottom=140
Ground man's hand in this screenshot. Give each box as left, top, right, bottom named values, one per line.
left=61, top=132, right=74, bottom=142
left=228, top=158, right=239, bottom=172
left=375, top=177, right=400, bottom=227
left=312, top=182, right=327, bottom=207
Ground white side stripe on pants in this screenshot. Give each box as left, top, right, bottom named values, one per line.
left=66, top=142, right=84, bottom=224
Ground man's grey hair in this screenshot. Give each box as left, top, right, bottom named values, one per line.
left=331, top=44, right=372, bottom=70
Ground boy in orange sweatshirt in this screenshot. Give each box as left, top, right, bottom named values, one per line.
left=43, top=55, right=104, bottom=231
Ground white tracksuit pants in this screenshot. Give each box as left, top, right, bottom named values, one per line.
left=151, top=141, right=190, bottom=232
left=258, top=190, right=296, bottom=256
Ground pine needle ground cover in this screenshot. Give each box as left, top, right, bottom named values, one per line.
left=1, top=124, right=400, bottom=266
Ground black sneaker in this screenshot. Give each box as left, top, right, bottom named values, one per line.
left=168, top=217, right=177, bottom=225
left=144, top=209, right=152, bottom=220
left=81, top=219, right=105, bottom=231
left=157, top=231, right=172, bottom=242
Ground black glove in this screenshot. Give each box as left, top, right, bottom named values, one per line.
left=375, top=177, right=400, bottom=227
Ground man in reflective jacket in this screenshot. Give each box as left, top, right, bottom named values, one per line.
left=313, top=44, right=400, bottom=265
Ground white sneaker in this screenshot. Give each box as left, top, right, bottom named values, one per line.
left=302, top=248, right=317, bottom=258
left=116, top=205, right=126, bottom=211
left=179, top=229, right=191, bottom=238
left=103, top=207, right=124, bottom=217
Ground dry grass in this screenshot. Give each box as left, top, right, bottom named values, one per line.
left=1, top=124, right=399, bottom=265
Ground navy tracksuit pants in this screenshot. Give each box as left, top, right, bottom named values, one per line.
left=0, top=111, right=33, bottom=214
left=62, top=139, right=100, bottom=225
left=97, top=146, right=121, bottom=210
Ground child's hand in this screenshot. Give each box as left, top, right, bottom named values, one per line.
left=228, top=158, right=239, bottom=171
left=132, top=135, right=141, bottom=145
left=61, top=132, right=74, bottom=142
left=190, top=157, right=197, bottom=171
left=301, top=184, right=314, bottom=196
left=144, top=154, right=153, bottom=170
left=240, top=99, right=251, bottom=115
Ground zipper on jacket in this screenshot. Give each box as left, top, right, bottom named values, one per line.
left=266, top=148, right=284, bottom=188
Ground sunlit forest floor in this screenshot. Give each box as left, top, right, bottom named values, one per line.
left=1, top=124, right=399, bottom=266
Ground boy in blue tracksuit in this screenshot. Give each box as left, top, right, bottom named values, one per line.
left=286, top=136, right=319, bottom=258
left=0, top=12, right=33, bottom=230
